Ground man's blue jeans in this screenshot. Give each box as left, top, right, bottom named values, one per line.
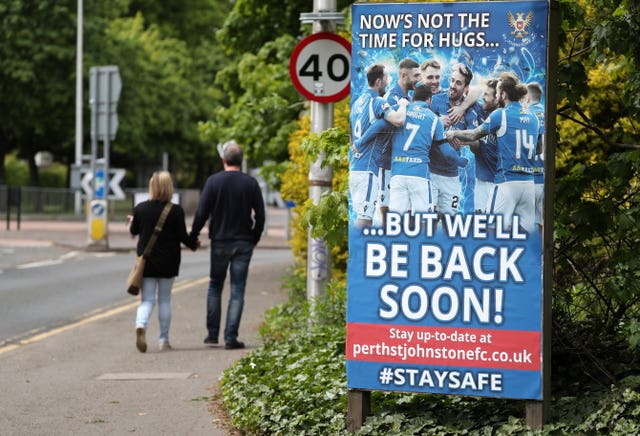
left=207, top=240, right=254, bottom=343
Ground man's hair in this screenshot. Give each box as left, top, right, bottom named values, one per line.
left=222, top=140, right=243, bottom=166
left=498, top=72, right=528, bottom=102
left=527, top=82, right=543, bottom=103
left=148, top=171, right=174, bottom=202
left=486, top=78, right=498, bottom=93
left=366, top=64, right=385, bottom=86
left=452, top=63, right=473, bottom=86
left=412, top=84, right=433, bottom=102
left=420, top=59, right=441, bottom=71
left=398, top=58, right=419, bottom=71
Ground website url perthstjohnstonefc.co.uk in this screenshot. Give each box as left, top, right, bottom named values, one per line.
left=352, top=341, right=533, bottom=367
left=346, top=323, right=540, bottom=371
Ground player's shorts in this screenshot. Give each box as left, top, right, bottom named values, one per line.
left=349, top=171, right=378, bottom=221
left=389, top=175, right=433, bottom=215
left=488, top=180, right=535, bottom=233
left=431, top=173, right=460, bottom=216
left=378, top=167, right=391, bottom=208
left=535, top=183, right=544, bottom=228
left=474, top=179, right=494, bottom=213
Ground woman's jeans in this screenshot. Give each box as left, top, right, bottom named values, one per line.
left=207, top=240, right=254, bottom=343
left=136, top=277, right=175, bottom=343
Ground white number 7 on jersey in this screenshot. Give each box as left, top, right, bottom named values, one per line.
left=403, top=122, right=420, bottom=151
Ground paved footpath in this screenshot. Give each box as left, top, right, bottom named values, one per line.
left=0, top=207, right=292, bottom=435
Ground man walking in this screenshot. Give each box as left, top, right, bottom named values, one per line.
left=190, top=140, right=265, bottom=349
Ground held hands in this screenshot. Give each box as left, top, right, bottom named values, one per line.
left=447, top=105, right=466, bottom=125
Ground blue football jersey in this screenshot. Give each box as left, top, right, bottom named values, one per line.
left=429, top=93, right=480, bottom=177
left=481, top=102, right=539, bottom=183
left=475, top=104, right=499, bottom=183
left=349, top=89, right=391, bottom=172
left=528, top=102, right=545, bottom=184
left=391, top=101, right=444, bottom=179
left=377, top=84, right=411, bottom=170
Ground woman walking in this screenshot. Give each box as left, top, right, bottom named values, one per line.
left=129, top=171, right=198, bottom=352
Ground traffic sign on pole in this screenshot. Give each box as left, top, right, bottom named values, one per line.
left=89, top=66, right=121, bottom=141
left=80, top=168, right=126, bottom=199
left=289, top=32, right=351, bottom=103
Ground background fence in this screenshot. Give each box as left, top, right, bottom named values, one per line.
left=0, top=185, right=201, bottom=220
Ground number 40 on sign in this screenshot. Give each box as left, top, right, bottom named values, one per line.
left=289, top=32, right=351, bottom=103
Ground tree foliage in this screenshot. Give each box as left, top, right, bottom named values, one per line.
left=549, top=0, right=640, bottom=390
left=200, top=35, right=303, bottom=167
left=0, top=0, right=229, bottom=188
left=216, top=0, right=308, bottom=55
left=0, top=1, right=80, bottom=184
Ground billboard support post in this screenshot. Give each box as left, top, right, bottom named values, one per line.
left=526, top=0, right=560, bottom=429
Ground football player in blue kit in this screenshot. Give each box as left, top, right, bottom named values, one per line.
left=389, top=85, right=468, bottom=221
left=526, top=82, right=545, bottom=232
left=388, top=85, right=444, bottom=217
left=470, top=79, right=499, bottom=213
left=349, top=64, right=408, bottom=228
left=377, top=58, right=421, bottom=227
left=429, top=63, right=479, bottom=216
left=419, top=59, right=482, bottom=125
left=446, top=72, right=542, bottom=233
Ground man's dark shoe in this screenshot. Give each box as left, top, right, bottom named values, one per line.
left=225, top=340, right=245, bottom=350
left=203, top=336, right=218, bottom=345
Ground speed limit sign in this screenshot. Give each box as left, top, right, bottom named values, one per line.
left=289, top=32, right=351, bottom=103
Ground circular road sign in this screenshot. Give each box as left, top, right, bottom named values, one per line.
left=290, top=32, right=351, bottom=103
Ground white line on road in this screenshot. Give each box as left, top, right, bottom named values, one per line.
left=16, top=259, right=64, bottom=269
left=0, top=276, right=209, bottom=356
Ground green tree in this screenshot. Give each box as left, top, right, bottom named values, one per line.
left=551, top=0, right=640, bottom=387
left=200, top=35, right=303, bottom=167
left=1, top=1, right=78, bottom=184
left=128, top=0, right=232, bottom=47
left=90, top=14, right=197, bottom=174
left=85, top=2, right=230, bottom=187
left=0, top=0, right=231, bottom=188
left=216, top=0, right=309, bottom=55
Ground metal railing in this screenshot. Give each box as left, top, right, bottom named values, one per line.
left=0, top=185, right=202, bottom=220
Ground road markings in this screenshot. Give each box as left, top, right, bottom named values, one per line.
left=16, top=259, right=64, bottom=269
left=96, top=372, right=195, bottom=380
left=0, top=276, right=209, bottom=356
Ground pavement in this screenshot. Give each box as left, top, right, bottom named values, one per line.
left=0, top=206, right=293, bottom=435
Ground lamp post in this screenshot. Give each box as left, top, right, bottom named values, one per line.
left=75, top=0, right=83, bottom=215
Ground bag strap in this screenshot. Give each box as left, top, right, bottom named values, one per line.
left=142, top=202, right=173, bottom=258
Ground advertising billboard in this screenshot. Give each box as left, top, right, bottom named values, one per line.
left=347, top=0, right=550, bottom=400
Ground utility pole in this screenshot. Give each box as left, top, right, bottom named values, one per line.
left=300, top=0, right=345, bottom=304
left=74, top=0, right=83, bottom=215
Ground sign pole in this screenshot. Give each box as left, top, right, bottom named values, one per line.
left=88, top=68, right=101, bottom=247
left=74, top=0, right=83, bottom=216
left=296, top=0, right=348, bottom=308
left=307, top=0, right=335, bottom=306
left=88, top=66, right=121, bottom=250
left=103, top=69, right=113, bottom=249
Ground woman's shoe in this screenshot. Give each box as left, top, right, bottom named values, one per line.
left=136, top=327, right=147, bottom=353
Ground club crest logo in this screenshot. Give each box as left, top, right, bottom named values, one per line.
left=508, top=11, right=533, bottom=39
